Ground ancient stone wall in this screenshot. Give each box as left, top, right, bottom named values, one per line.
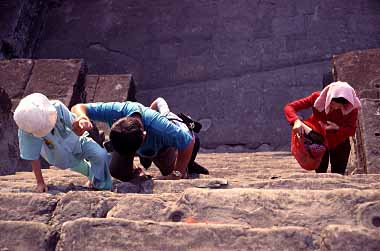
left=4, top=0, right=380, bottom=150
left=0, top=0, right=48, bottom=59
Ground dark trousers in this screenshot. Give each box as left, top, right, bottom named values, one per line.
left=315, top=138, right=351, bottom=175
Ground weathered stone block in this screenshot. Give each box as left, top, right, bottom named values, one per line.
left=357, top=99, right=380, bottom=174
left=0, top=59, right=33, bottom=98
left=0, top=220, right=54, bottom=251
left=23, top=59, right=87, bottom=108
left=320, top=225, right=380, bottom=251
left=0, top=88, right=30, bottom=175
left=0, top=192, right=57, bottom=223
left=169, top=188, right=380, bottom=233
left=333, top=48, right=380, bottom=93
left=50, top=191, right=122, bottom=228
left=58, top=218, right=315, bottom=251
left=0, top=0, right=47, bottom=58
left=85, top=74, right=136, bottom=103
left=107, top=194, right=178, bottom=222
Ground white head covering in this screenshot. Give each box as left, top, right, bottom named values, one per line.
left=314, top=81, right=361, bottom=115
left=14, top=93, right=57, bottom=137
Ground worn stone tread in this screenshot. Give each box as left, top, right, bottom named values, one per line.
left=58, top=218, right=316, bottom=251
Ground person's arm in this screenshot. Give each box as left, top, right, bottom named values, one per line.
left=71, top=103, right=93, bottom=135
left=31, top=159, right=48, bottom=193
left=284, top=92, right=320, bottom=124
left=326, top=109, right=358, bottom=147
left=284, top=92, right=319, bottom=136
left=173, top=137, right=195, bottom=178
left=150, top=97, right=170, bottom=116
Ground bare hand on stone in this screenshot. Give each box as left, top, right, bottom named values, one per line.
left=34, top=182, right=48, bottom=193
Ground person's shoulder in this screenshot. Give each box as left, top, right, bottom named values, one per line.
left=50, top=100, right=66, bottom=108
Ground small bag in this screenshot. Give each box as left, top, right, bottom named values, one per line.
left=291, top=120, right=327, bottom=171
left=177, top=113, right=202, bottom=133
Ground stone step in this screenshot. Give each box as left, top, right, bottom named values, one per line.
left=58, top=218, right=316, bottom=251
left=0, top=220, right=54, bottom=251
left=0, top=193, right=57, bottom=224
left=23, top=59, right=87, bottom=108
left=108, top=188, right=380, bottom=234
left=0, top=88, right=30, bottom=175
left=320, top=225, right=380, bottom=251
left=333, top=48, right=380, bottom=94
left=356, top=98, right=380, bottom=174
left=85, top=74, right=137, bottom=136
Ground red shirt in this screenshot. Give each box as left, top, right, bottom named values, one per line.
left=284, top=92, right=358, bottom=149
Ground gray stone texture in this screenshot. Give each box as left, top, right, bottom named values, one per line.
left=320, top=225, right=380, bottom=251
left=0, top=59, right=33, bottom=98
left=0, top=153, right=380, bottom=250
left=0, top=220, right=54, bottom=251
left=357, top=99, right=380, bottom=174
left=0, top=88, right=30, bottom=175
left=58, top=218, right=315, bottom=251
left=0, top=0, right=48, bottom=58
left=84, top=74, right=137, bottom=136
left=0, top=192, right=57, bottom=223
left=333, top=48, right=380, bottom=94
left=85, top=74, right=136, bottom=103
left=23, top=59, right=87, bottom=108
left=34, top=0, right=380, bottom=149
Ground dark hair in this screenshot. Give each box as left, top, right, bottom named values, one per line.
left=331, top=97, right=349, bottom=105
left=110, top=117, right=144, bottom=155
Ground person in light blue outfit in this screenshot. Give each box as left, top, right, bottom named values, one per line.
left=71, top=98, right=200, bottom=181
left=13, top=93, right=112, bottom=192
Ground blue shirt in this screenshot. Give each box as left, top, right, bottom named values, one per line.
left=86, top=102, right=193, bottom=157
left=18, top=101, right=83, bottom=168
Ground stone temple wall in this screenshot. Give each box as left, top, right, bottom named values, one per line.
left=3, top=0, right=380, bottom=150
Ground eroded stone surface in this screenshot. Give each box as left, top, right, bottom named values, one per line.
left=170, top=188, right=380, bottom=233
left=320, top=225, right=380, bottom=251
left=50, top=191, right=122, bottom=228
left=357, top=99, right=380, bottom=174
left=0, top=220, right=54, bottom=251
left=0, top=59, right=33, bottom=98
left=23, top=59, right=87, bottom=108
left=333, top=48, right=380, bottom=94
left=0, top=193, right=57, bottom=223
left=0, top=88, right=30, bottom=175
left=107, top=194, right=178, bottom=221
left=58, top=218, right=315, bottom=251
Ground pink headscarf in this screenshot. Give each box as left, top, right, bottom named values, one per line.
left=314, top=81, right=361, bottom=115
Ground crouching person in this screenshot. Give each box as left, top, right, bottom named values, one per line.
left=13, top=93, right=112, bottom=192
left=71, top=99, right=203, bottom=181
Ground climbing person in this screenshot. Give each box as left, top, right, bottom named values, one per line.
left=70, top=98, right=208, bottom=181
left=14, top=93, right=112, bottom=192
left=284, top=81, right=361, bottom=175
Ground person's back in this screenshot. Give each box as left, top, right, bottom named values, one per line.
left=14, top=93, right=112, bottom=192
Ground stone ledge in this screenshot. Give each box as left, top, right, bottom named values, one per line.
left=58, top=218, right=315, bottom=251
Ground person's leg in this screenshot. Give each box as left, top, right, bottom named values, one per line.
left=152, top=147, right=177, bottom=176
left=187, top=134, right=209, bottom=175
left=79, top=137, right=112, bottom=190
left=139, top=156, right=152, bottom=170
left=315, top=149, right=329, bottom=173
left=109, top=151, right=136, bottom=182
left=330, top=138, right=351, bottom=175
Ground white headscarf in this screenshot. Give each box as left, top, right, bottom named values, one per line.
left=314, top=81, right=361, bottom=115
left=14, top=93, right=57, bottom=137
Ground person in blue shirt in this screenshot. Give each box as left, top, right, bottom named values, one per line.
left=13, top=93, right=112, bottom=192
left=71, top=98, right=207, bottom=180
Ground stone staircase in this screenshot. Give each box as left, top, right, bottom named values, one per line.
left=1, top=53, right=380, bottom=250
left=1, top=152, right=380, bottom=250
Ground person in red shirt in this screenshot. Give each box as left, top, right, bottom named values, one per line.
left=284, top=81, right=361, bottom=175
